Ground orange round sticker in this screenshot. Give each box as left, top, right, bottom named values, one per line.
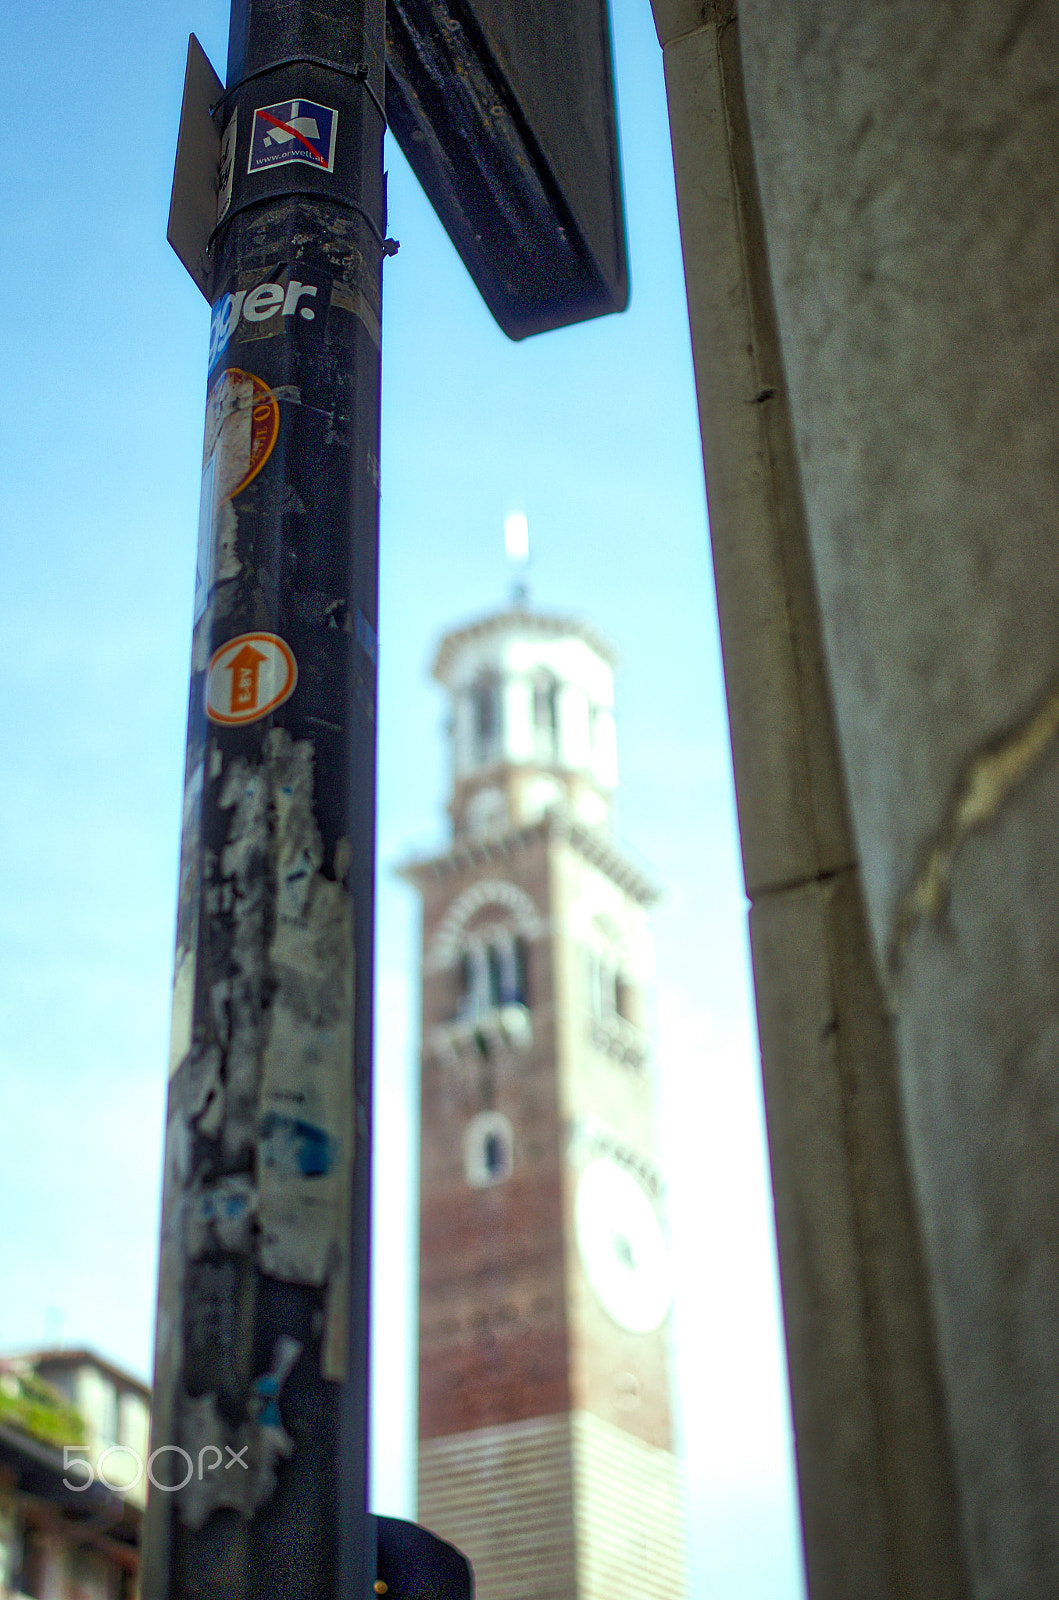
left=206, top=632, right=297, bottom=725
left=203, top=368, right=280, bottom=503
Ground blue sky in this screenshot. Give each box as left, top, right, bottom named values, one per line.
left=0, top=1, right=804, bottom=1593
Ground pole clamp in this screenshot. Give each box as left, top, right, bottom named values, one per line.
left=211, top=54, right=387, bottom=129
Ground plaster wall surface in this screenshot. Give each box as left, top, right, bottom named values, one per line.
left=651, top=6, right=967, bottom=1592
left=736, top=3, right=1059, bottom=1591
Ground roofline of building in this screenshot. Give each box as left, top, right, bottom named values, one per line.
left=397, top=807, right=662, bottom=907
left=431, top=605, right=620, bottom=683
left=18, top=1348, right=151, bottom=1398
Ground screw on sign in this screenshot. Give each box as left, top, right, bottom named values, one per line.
left=205, top=632, right=298, bottom=725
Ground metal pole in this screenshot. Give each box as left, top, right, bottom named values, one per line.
left=144, top=0, right=386, bottom=1591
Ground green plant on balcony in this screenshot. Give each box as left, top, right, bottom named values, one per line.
left=0, top=1368, right=85, bottom=1449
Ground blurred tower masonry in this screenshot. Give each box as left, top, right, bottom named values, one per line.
left=401, top=604, right=687, bottom=1600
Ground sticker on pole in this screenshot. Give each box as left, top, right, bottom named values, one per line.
left=217, top=109, right=237, bottom=223
left=248, top=100, right=338, bottom=173
left=195, top=370, right=280, bottom=623
left=203, top=368, right=280, bottom=503
left=206, top=633, right=298, bottom=725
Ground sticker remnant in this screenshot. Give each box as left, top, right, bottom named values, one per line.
left=217, top=110, right=237, bottom=223
left=177, top=1337, right=303, bottom=1528
left=256, top=730, right=355, bottom=1379
left=169, top=755, right=205, bottom=1075
left=203, top=367, right=279, bottom=502
left=196, top=368, right=280, bottom=621
left=186, top=1175, right=257, bottom=1257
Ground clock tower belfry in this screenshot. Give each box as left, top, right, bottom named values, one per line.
left=401, top=603, right=686, bottom=1600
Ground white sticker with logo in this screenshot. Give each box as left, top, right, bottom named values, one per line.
left=248, top=100, right=338, bottom=174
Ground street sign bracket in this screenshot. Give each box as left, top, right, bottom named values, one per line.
left=211, top=53, right=388, bottom=128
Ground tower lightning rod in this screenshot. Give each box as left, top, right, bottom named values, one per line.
left=504, top=511, right=530, bottom=607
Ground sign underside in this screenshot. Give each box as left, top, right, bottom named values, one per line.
left=385, top=0, right=628, bottom=339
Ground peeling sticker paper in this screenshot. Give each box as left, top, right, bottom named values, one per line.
left=217, top=110, right=237, bottom=223
left=256, top=731, right=354, bottom=1379
left=169, top=756, right=205, bottom=1076
left=167, top=722, right=355, bottom=1474
left=205, top=368, right=279, bottom=497
left=177, top=1338, right=303, bottom=1528
left=186, top=1174, right=256, bottom=1257
left=195, top=368, right=280, bottom=621
left=214, top=756, right=274, bottom=1165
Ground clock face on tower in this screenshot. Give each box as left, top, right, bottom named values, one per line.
left=575, top=1157, right=673, bottom=1334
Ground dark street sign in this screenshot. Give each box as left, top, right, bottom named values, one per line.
left=168, top=35, right=224, bottom=297
left=386, top=0, right=628, bottom=338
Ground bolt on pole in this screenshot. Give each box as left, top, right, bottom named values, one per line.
left=144, top=0, right=387, bottom=1592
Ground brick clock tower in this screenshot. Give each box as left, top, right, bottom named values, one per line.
left=401, top=603, right=686, bottom=1600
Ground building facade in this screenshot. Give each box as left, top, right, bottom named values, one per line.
left=403, top=605, right=686, bottom=1600
left=0, top=1350, right=147, bottom=1600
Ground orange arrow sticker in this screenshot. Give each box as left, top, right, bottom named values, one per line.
left=206, top=632, right=297, bottom=725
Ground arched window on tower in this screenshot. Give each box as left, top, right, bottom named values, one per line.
left=452, top=928, right=530, bottom=1019
left=588, top=953, right=617, bottom=1021
left=483, top=1128, right=507, bottom=1179
left=586, top=915, right=644, bottom=1054
left=464, top=1111, right=514, bottom=1187
left=487, top=943, right=504, bottom=1008
left=469, top=674, right=501, bottom=765
left=454, top=950, right=473, bottom=1019
left=533, top=673, right=560, bottom=763
left=510, top=937, right=528, bottom=1006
